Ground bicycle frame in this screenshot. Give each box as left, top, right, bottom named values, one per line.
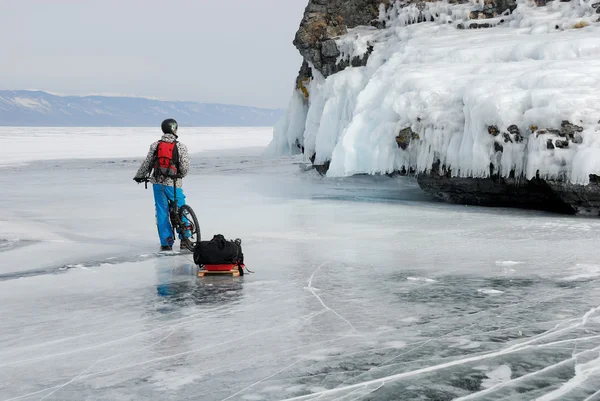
left=166, top=178, right=183, bottom=239
left=171, top=179, right=178, bottom=212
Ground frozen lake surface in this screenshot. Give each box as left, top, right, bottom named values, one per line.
left=2, top=128, right=600, bottom=400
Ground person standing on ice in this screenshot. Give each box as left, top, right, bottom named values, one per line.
left=133, top=118, right=191, bottom=251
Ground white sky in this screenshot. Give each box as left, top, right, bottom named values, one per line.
left=0, top=0, right=309, bottom=108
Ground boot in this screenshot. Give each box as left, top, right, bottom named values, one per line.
left=160, top=245, right=173, bottom=251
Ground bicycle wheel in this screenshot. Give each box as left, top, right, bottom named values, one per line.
left=178, top=204, right=201, bottom=251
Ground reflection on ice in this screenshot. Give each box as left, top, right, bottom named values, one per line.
left=155, top=264, right=245, bottom=307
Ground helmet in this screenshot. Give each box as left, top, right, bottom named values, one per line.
left=161, top=118, right=178, bottom=135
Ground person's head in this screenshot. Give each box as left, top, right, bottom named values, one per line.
left=161, top=118, right=178, bottom=136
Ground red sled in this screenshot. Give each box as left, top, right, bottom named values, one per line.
left=204, top=264, right=238, bottom=272
left=199, top=263, right=246, bottom=277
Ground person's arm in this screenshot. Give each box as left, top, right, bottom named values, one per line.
left=177, top=142, right=190, bottom=178
left=134, top=142, right=158, bottom=180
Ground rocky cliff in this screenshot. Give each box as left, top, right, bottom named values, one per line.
left=293, top=0, right=519, bottom=81
left=270, top=0, right=600, bottom=215
left=293, top=0, right=381, bottom=81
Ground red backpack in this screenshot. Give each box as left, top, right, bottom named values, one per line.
left=153, top=140, right=180, bottom=178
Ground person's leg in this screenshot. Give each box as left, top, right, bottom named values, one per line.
left=153, top=184, right=175, bottom=247
left=163, top=186, right=191, bottom=240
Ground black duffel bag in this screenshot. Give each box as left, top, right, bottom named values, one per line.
left=193, top=234, right=244, bottom=266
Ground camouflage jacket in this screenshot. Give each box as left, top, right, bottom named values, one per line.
left=134, top=133, right=190, bottom=188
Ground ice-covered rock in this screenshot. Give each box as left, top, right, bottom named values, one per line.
left=270, top=0, right=600, bottom=214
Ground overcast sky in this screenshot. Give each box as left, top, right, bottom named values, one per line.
left=0, top=0, right=309, bottom=109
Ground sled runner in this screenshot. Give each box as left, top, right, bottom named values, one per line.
left=198, top=265, right=244, bottom=277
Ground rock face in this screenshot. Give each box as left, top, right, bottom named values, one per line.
left=293, top=0, right=382, bottom=80
left=417, top=172, right=600, bottom=215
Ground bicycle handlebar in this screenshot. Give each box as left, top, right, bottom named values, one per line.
left=136, top=175, right=183, bottom=189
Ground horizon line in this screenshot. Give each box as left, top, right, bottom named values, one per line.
left=0, top=89, right=285, bottom=110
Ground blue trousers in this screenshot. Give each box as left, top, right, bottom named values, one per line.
left=152, top=184, right=189, bottom=247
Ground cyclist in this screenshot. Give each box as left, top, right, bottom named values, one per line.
left=133, top=118, right=191, bottom=251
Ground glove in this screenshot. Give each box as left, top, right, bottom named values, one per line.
left=133, top=177, right=144, bottom=183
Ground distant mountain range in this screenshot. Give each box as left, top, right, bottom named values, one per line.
left=0, top=90, right=283, bottom=127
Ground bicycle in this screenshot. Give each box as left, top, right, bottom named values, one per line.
left=140, top=177, right=201, bottom=251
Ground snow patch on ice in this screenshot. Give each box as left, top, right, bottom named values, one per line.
left=495, top=260, right=524, bottom=266
left=242, top=395, right=264, bottom=401
left=262, top=384, right=286, bottom=393
left=478, top=288, right=505, bottom=295
left=384, top=341, right=407, bottom=349
left=562, top=263, right=600, bottom=281
left=271, top=0, right=600, bottom=184
left=481, top=365, right=512, bottom=389
left=152, top=371, right=202, bottom=391
left=407, top=276, right=437, bottom=283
